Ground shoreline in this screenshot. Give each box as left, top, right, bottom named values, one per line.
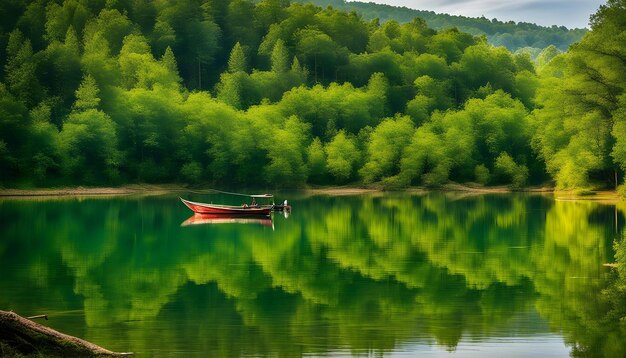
left=0, top=184, right=189, bottom=198
left=0, top=183, right=621, bottom=202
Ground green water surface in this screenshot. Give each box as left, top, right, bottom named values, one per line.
left=0, top=192, right=624, bottom=357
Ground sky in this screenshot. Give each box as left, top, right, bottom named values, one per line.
left=352, top=0, right=607, bottom=29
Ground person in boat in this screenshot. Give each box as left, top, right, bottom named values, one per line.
left=251, top=197, right=257, bottom=207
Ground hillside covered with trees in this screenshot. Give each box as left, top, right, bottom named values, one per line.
left=0, top=0, right=624, bottom=192
left=292, top=0, right=588, bottom=53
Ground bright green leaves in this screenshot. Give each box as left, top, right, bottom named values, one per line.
left=118, top=34, right=182, bottom=90
left=306, top=137, right=327, bottom=183
left=83, top=9, right=136, bottom=55
left=44, top=0, right=90, bottom=43
left=73, top=74, right=100, bottom=111
left=258, top=115, right=310, bottom=186
left=59, top=109, right=120, bottom=183
left=325, top=130, right=360, bottom=183
left=612, top=96, right=626, bottom=176
left=270, top=39, right=289, bottom=73
left=360, top=115, right=414, bottom=184
left=2, top=0, right=623, bottom=190
left=60, top=73, right=120, bottom=183
left=278, top=74, right=387, bottom=141
left=531, top=0, right=626, bottom=189
left=228, top=42, right=247, bottom=73
left=399, top=91, right=531, bottom=187
left=494, top=152, right=528, bottom=188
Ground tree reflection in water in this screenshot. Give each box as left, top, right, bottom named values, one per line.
left=0, top=193, right=624, bottom=356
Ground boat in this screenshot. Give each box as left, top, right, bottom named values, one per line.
left=181, top=213, right=273, bottom=227
left=267, top=199, right=291, bottom=212
left=180, top=198, right=272, bottom=215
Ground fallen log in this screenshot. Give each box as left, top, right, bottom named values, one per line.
left=0, top=310, right=131, bottom=357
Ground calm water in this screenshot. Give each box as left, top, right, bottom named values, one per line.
left=0, top=192, right=624, bottom=357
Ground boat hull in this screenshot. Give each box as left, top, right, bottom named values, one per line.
left=180, top=198, right=272, bottom=215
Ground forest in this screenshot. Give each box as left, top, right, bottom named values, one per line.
left=0, top=0, right=624, bottom=192
left=293, top=0, right=588, bottom=52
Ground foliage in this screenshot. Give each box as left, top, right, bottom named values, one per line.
left=531, top=0, right=626, bottom=189
left=293, top=0, right=587, bottom=52
left=0, top=0, right=622, bottom=191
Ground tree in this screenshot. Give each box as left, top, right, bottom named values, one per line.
left=532, top=0, right=626, bottom=189
left=73, top=74, right=100, bottom=111
left=493, top=152, right=528, bottom=188
left=360, top=115, right=414, bottom=183
left=82, top=9, right=137, bottom=55
left=307, top=137, right=327, bottom=183
left=81, top=30, right=120, bottom=93
left=271, top=39, right=289, bottom=73
left=44, top=0, right=91, bottom=43
left=0, top=83, right=29, bottom=182
left=4, top=30, right=43, bottom=106
left=295, top=28, right=348, bottom=83
left=325, top=130, right=360, bottom=183
left=228, top=41, right=247, bottom=73
left=59, top=75, right=120, bottom=183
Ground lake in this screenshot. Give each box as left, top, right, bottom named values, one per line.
left=1, top=192, right=624, bottom=357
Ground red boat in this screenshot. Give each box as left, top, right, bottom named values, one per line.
left=180, top=197, right=272, bottom=215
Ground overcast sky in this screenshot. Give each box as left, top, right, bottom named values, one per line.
left=352, top=0, right=607, bottom=29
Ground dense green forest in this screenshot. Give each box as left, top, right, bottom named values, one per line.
left=293, top=0, right=588, bottom=52
left=0, top=0, right=624, bottom=192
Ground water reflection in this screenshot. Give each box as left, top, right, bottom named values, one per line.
left=0, top=193, right=624, bottom=356
left=181, top=214, right=274, bottom=228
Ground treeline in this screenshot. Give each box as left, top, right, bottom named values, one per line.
left=0, top=0, right=624, bottom=191
left=292, top=0, right=588, bottom=52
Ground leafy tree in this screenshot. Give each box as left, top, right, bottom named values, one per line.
left=453, top=43, right=518, bottom=102
left=108, top=86, right=183, bottom=182
left=82, top=8, right=136, bottom=55
left=228, top=41, right=247, bottom=73
left=225, top=0, right=259, bottom=53
left=0, top=83, right=29, bottom=182
left=257, top=114, right=310, bottom=186
left=325, top=130, right=360, bottom=183
left=73, top=74, right=100, bottom=111
left=360, top=115, right=414, bottom=183
left=4, top=30, right=43, bottom=106
left=295, top=27, right=349, bottom=83
left=153, top=1, right=221, bottom=89
left=81, top=29, right=120, bottom=94
left=494, top=152, right=529, bottom=188
left=427, top=28, right=475, bottom=64
left=24, top=103, right=60, bottom=183
left=532, top=0, right=626, bottom=189
left=398, top=91, right=531, bottom=186
left=44, top=0, right=91, bottom=43
left=40, top=27, right=82, bottom=126
left=536, top=45, right=561, bottom=68
left=59, top=76, right=120, bottom=183
left=271, top=39, right=289, bottom=73
left=307, top=137, right=327, bottom=183
left=16, top=0, right=47, bottom=51
left=294, top=0, right=586, bottom=52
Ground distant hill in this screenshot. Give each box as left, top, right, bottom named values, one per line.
left=292, top=0, right=587, bottom=52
